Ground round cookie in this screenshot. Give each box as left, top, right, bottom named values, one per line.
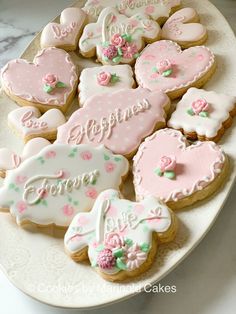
left=134, top=40, right=216, bottom=99
left=1, top=48, right=78, bottom=113
left=0, top=144, right=129, bottom=227
left=133, top=128, right=228, bottom=210
left=65, top=189, right=177, bottom=281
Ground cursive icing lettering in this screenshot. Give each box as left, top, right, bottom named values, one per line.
left=23, top=169, right=100, bottom=205
left=52, top=22, right=77, bottom=39
left=21, top=111, right=48, bottom=130
left=67, top=98, right=151, bottom=145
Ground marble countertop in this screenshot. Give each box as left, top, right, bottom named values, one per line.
left=0, top=1, right=236, bottom=314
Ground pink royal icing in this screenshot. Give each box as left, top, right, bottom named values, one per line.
left=134, top=40, right=215, bottom=94
left=1, top=48, right=78, bottom=108
left=133, top=128, right=226, bottom=203
left=56, top=88, right=170, bottom=156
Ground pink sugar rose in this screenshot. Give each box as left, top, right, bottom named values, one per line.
left=157, top=59, right=172, bottom=75
left=80, top=150, right=92, bottom=160
left=103, top=45, right=118, bottom=60
left=122, top=42, right=138, bottom=59
left=111, top=34, right=125, bottom=47
left=45, top=150, right=56, bottom=159
left=15, top=175, right=27, bottom=185
left=159, top=156, right=176, bottom=172
left=97, top=71, right=112, bottom=86
left=129, top=19, right=139, bottom=28
left=17, top=201, right=27, bottom=213
left=105, top=161, right=116, bottom=173
left=85, top=187, right=98, bottom=199
left=62, top=204, right=74, bottom=217
left=145, top=5, right=155, bottom=14
left=191, top=99, right=209, bottom=114
left=42, top=74, right=58, bottom=88
left=105, top=232, right=124, bottom=250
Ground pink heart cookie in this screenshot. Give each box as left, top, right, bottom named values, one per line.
left=133, top=128, right=227, bottom=210
left=1, top=47, right=78, bottom=112
left=161, top=8, right=207, bottom=48
left=135, top=40, right=215, bottom=99
left=56, top=88, right=170, bottom=157
left=41, top=8, right=87, bottom=51
left=8, top=106, right=66, bottom=142
left=0, top=138, right=51, bottom=178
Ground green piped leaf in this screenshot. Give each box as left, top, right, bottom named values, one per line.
left=112, top=56, right=122, bottom=63
left=162, top=69, right=173, bottom=77
left=125, top=238, right=133, bottom=247
left=117, top=47, right=123, bottom=56
left=114, top=157, right=121, bottom=162
left=95, top=244, right=105, bottom=252
left=154, top=168, right=163, bottom=177
left=164, top=171, right=176, bottom=180
left=56, top=81, right=67, bottom=88
left=8, top=183, right=15, bottom=190
left=116, top=258, right=127, bottom=270
left=140, top=243, right=150, bottom=252
left=121, top=34, right=132, bottom=42
left=134, top=53, right=140, bottom=59
left=199, top=111, right=209, bottom=118
left=91, top=260, right=97, bottom=267
left=152, top=66, right=157, bottom=72
left=187, top=108, right=195, bottom=116
left=102, top=41, right=109, bottom=47
left=104, top=154, right=110, bottom=161
left=73, top=200, right=79, bottom=206
left=43, top=84, right=53, bottom=93
left=113, top=248, right=124, bottom=258
left=41, top=199, right=48, bottom=206
left=111, top=73, right=120, bottom=83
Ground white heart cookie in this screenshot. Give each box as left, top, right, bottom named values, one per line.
left=8, top=106, right=66, bottom=142
left=41, top=8, right=87, bottom=51
left=0, top=138, right=51, bottom=178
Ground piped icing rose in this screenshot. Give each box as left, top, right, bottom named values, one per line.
left=104, top=232, right=124, bottom=250
left=97, top=71, right=112, bottom=86
left=155, top=155, right=176, bottom=179
left=111, top=34, right=125, bottom=47
left=156, top=59, right=173, bottom=76
left=187, top=98, right=209, bottom=117
left=102, top=45, right=118, bottom=60
left=42, top=73, right=58, bottom=88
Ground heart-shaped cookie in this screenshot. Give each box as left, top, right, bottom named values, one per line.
left=8, top=106, right=66, bottom=142
left=0, top=138, right=51, bottom=178
left=135, top=40, right=216, bottom=99
left=1, top=47, right=78, bottom=112
left=133, top=128, right=227, bottom=210
left=161, top=8, right=207, bottom=48
left=56, top=88, right=170, bottom=157
left=41, top=8, right=87, bottom=51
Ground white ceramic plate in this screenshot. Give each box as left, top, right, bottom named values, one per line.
left=0, top=0, right=236, bottom=309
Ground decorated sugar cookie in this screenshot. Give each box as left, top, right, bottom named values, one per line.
left=135, top=40, right=216, bottom=99
left=133, top=128, right=228, bottom=210
left=8, top=106, right=66, bottom=142
left=82, top=0, right=181, bottom=23
left=56, top=88, right=170, bottom=157
left=0, top=138, right=51, bottom=178
left=79, top=64, right=135, bottom=106
left=79, top=7, right=161, bottom=65
left=0, top=144, right=129, bottom=227
left=161, top=8, right=207, bottom=48
left=65, top=189, right=177, bottom=281
left=1, top=48, right=78, bottom=113
left=40, top=8, right=87, bottom=51
left=168, top=88, right=236, bottom=142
